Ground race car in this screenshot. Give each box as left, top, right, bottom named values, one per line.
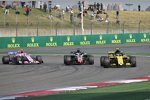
left=2, top=51, right=43, bottom=65
left=64, top=50, right=94, bottom=65
left=100, top=51, right=136, bottom=68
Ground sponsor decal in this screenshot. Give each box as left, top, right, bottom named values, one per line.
left=7, top=38, right=20, bottom=48
left=63, top=36, right=74, bottom=46
left=27, top=37, right=39, bottom=47
left=46, top=37, right=57, bottom=47
left=141, top=33, right=149, bottom=42
left=126, top=34, right=136, bottom=43
left=111, top=34, right=121, bottom=44
left=96, top=35, right=106, bottom=44
left=80, top=36, right=90, bottom=45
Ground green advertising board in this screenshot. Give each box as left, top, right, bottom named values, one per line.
left=0, top=37, right=24, bottom=48
left=0, top=33, right=150, bottom=49
left=139, top=33, right=150, bottom=43
left=45, top=36, right=58, bottom=47
left=60, top=36, right=76, bottom=46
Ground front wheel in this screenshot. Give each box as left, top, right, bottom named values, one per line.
left=103, top=57, right=110, bottom=68
left=100, top=56, right=106, bottom=66
left=87, top=55, right=94, bottom=65
left=36, top=56, right=43, bottom=64
left=15, top=56, right=22, bottom=64
left=130, top=56, right=136, bottom=67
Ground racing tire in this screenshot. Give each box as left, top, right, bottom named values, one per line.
left=100, top=56, right=106, bottom=66
left=103, top=57, right=110, bottom=68
left=87, top=55, right=94, bottom=65
left=130, top=56, right=136, bottom=67
left=36, top=56, right=43, bottom=64
left=15, top=56, right=22, bottom=64
left=64, top=55, right=72, bottom=65
left=2, top=56, right=10, bottom=64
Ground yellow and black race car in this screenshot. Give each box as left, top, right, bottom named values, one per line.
left=100, top=51, right=136, bottom=68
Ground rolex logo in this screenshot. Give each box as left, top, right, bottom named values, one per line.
left=99, top=35, right=102, bottom=40
left=12, top=38, right=15, bottom=43
left=50, top=37, right=53, bottom=42
left=144, top=33, right=147, bottom=38
left=31, top=37, right=35, bottom=43
left=84, top=36, right=87, bottom=41
left=129, top=34, right=132, bottom=39
left=115, top=35, right=118, bottom=39
left=67, top=36, right=70, bottom=42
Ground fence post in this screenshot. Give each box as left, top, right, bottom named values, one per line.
left=4, top=15, right=6, bottom=27
left=91, top=22, right=93, bottom=35
left=55, top=22, right=58, bottom=36
left=16, top=23, right=18, bottom=37
left=15, top=14, right=19, bottom=37
left=138, top=20, right=141, bottom=33
left=37, top=17, right=39, bottom=36
left=73, top=22, right=76, bottom=35
left=122, top=21, right=125, bottom=34
left=50, top=19, right=52, bottom=35
left=106, top=22, right=110, bottom=34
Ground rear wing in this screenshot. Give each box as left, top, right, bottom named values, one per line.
left=8, top=52, right=17, bottom=55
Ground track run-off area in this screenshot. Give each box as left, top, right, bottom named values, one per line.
left=0, top=44, right=150, bottom=96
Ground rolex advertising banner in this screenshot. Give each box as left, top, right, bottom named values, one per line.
left=123, top=33, right=138, bottom=43
left=93, top=34, right=123, bottom=44
left=0, top=37, right=24, bottom=48
left=45, top=36, right=58, bottom=47
left=94, top=34, right=107, bottom=45
left=123, top=33, right=150, bottom=43
left=60, top=35, right=76, bottom=46
left=78, top=35, right=91, bottom=46
left=0, top=33, right=150, bottom=49
left=140, top=33, right=150, bottom=43
left=22, top=37, right=41, bottom=48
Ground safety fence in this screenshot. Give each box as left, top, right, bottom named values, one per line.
left=0, top=32, right=150, bottom=49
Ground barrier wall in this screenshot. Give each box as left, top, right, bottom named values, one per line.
left=0, top=33, right=150, bottom=49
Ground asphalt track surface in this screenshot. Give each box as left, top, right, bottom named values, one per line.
left=0, top=44, right=150, bottom=96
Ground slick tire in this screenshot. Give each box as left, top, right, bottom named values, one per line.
left=130, top=56, right=136, bottom=67
left=64, top=55, right=72, bottom=65
left=2, top=56, right=10, bottom=64
left=100, top=56, right=106, bottom=66
left=88, top=55, right=94, bottom=65
left=36, top=56, right=43, bottom=64
left=15, top=56, right=22, bottom=64
left=103, top=57, right=110, bottom=68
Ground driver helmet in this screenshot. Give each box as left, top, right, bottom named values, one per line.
left=20, top=49, right=24, bottom=53
left=77, top=48, right=81, bottom=53
left=116, top=48, right=120, bottom=50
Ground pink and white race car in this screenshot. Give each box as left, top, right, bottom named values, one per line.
left=2, top=51, right=43, bottom=65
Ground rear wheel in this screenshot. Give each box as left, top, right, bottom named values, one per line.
left=2, top=56, right=10, bottom=64
left=130, top=56, right=136, bottom=67
left=87, top=55, right=94, bottom=65
left=103, top=57, right=110, bottom=68
left=36, top=56, right=43, bottom=64
left=64, top=55, right=72, bottom=65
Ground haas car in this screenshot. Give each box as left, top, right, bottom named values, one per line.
left=100, top=51, right=136, bottom=68
left=2, top=52, right=43, bottom=65
left=64, top=51, right=94, bottom=65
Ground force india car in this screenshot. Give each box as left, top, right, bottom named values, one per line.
left=64, top=52, right=94, bottom=65
left=100, top=51, right=136, bottom=68
left=2, top=52, right=43, bottom=65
